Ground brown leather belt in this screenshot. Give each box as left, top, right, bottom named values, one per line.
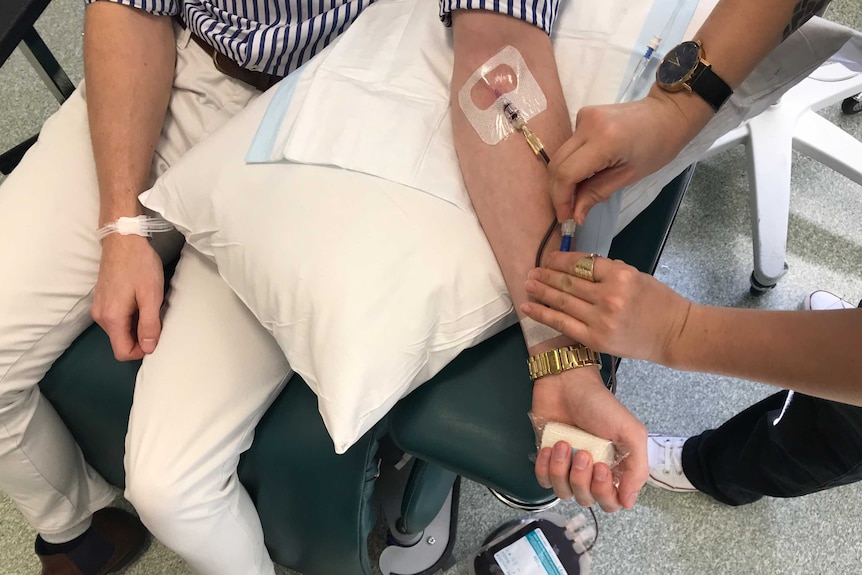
left=177, top=17, right=283, bottom=92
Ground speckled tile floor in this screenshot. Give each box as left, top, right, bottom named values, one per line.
left=1, top=1, right=861, bottom=574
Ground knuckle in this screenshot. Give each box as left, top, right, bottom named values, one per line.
left=601, top=120, right=621, bottom=143
left=550, top=159, right=567, bottom=179
left=597, top=314, right=614, bottom=334
left=536, top=252, right=563, bottom=272
left=550, top=164, right=569, bottom=184
left=604, top=294, right=626, bottom=314
left=100, top=314, right=120, bottom=330
left=555, top=291, right=569, bottom=311
left=578, top=105, right=602, bottom=126
left=617, top=267, right=637, bottom=287
left=551, top=315, right=568, bottom=334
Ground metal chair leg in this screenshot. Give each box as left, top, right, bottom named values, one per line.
left=19, top=26, right=75, bottom=103
left=0, top=134, right=38, bottom=175
left=1, top=27, right=76, bottom=175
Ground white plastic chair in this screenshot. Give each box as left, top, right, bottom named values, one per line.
left=702, top=61, right=862, bottom=294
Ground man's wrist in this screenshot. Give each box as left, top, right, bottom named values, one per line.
left=100, top=232, right=150, bottom=247
left=532, top=367, right=608, bottom=421
left=99, top=201, right=144, bottom=228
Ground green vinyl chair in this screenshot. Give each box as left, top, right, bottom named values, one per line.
left=38, top=167, right=695, bottom=575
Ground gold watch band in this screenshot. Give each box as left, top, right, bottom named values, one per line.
left=527, top=344, right=602, bottom=381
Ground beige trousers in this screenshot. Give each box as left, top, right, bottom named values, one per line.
left=0, top=26, right=291, bottom=575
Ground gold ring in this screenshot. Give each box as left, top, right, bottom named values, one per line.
left=573, top=253, right=598, bottom=282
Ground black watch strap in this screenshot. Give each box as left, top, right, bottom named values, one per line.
left=689, top=61, right=732, bottom=111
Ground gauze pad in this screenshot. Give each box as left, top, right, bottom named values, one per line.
left=520, top=317, right=563, bottom=347
left=458, top=45, right=548, bottom=145
left=540, top=421, right=618, bottom=468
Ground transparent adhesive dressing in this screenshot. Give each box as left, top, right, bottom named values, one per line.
left=458, top=45, right=548, bottom=145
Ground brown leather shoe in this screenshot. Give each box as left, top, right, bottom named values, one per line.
left=37, top=508, right=149, bottom=575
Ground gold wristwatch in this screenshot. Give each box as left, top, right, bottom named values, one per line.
left=527, top=344, right=602, bottom=381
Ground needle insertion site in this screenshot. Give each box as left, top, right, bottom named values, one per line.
left=493, top=89, right=576, bottom=252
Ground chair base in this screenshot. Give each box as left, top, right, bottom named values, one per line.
left=378, top=476, right=459, bottom=575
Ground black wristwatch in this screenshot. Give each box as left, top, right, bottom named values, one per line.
left=656, top=40, right=732, bottom=112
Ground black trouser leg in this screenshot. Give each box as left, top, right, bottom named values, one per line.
left=682, top=391, right=862, bottom=506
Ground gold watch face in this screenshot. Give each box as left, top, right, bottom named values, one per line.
left=656, top=40, right=701, bottom=91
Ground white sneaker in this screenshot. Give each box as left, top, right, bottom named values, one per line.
left=646, top=435, right=697, bottom=493
left=801, top=290, right=856, bottom=311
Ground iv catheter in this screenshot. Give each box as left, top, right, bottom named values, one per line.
left=494, top=91, right=576, bottom=252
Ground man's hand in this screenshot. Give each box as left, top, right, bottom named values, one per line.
left=85, top=1, right=173, bottom=362
left=531, top=366, right=648, bottom=512
left=547, top=87, right=712, bottom=224
left=92, top=235, right=164, bottom=361
left=522, top=251, right=692, bottom=365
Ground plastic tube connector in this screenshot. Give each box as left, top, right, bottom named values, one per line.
left=560, top=219, right=576, bottom=252
left=645, top=34, right=662, bottom=59
left=520, top=126, right=545, bottom=156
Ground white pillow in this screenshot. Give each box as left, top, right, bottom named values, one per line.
left=141, top=0, right=856, bottom=454
left=140, top=87, right=515, bottom=454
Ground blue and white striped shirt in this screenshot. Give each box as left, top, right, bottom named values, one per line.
left=84, top=0, right=560, bottom=77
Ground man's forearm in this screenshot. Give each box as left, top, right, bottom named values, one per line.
left=452, top=11, right=649, bottom=509
left=84, top=2, right=175, bottom=226
left=450, top=10, right=570, bottom=318
left=668, top=306, right=862, bottom=406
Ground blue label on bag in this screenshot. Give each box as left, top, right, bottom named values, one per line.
left=493, top=528, right=568, bottom=575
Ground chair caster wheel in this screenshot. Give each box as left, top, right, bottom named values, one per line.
left=843, top=94, right=862, bottom=116
left=750, top=271, right=776, bottom=296
left=749, top=263, right=787, bottom=297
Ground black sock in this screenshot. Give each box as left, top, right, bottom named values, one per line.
left=35, top=530, right=90, bottom=555
left=36, top=528, right=114, bottom=575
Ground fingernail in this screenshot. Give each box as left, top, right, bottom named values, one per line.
left=573, top=450, right=588, bottom=470
left=625, top=493, right=639, bottom=508
left=553, top=443, right=569, bottom=461
left=141, top=338, right=157, bottom=353
left=527, top=269, right=538, bottom=280
left=594, top=466, right=608, bottom=481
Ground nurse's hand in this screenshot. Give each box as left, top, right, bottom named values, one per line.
left=531, top=364, right=648, bottom=512
left=547, top=86, right=712, bottom=224
left=522, top=251, right=692, bottom=365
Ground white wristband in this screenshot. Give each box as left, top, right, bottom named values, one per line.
left=97, top=216, right=174, bottom=241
